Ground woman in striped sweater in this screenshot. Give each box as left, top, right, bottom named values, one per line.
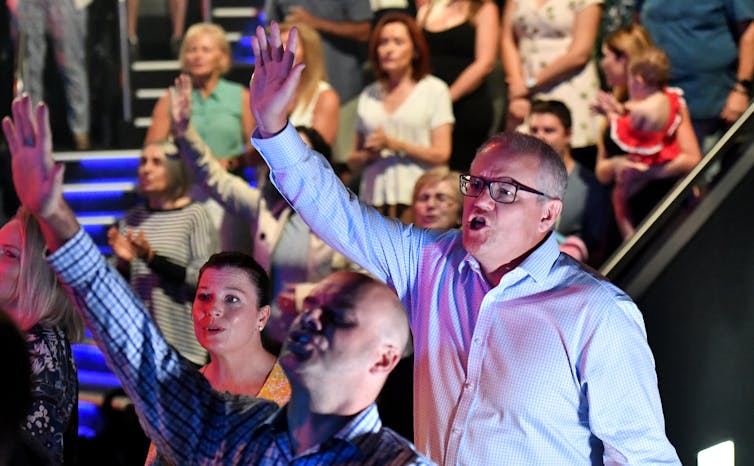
left=108, top=140, right=218, bottom=365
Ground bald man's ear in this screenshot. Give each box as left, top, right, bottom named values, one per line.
left=539, top=199, right=563, bottom=233
left=370, top=344, right=402, bottom=375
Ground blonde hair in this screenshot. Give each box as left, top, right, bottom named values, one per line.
left=629, top=47, right=670, bottom=90
left=14, top=208, right=84, bottom=342
left=278, top=22, right=327, bottom=112
left=604, top=24, right=654, bottom=102
left=412, top=166, right=463, bottom=205
left=405, top=166, right=463, bottom=225
left=179, top=23, right=232, bottom=75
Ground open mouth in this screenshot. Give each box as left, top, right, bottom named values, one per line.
left=285, top=329, right=317, bottom=358
left=469, top=216, right=487, bottom=230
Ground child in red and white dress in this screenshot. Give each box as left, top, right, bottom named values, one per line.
left=594, top=47, right=683, bottom=239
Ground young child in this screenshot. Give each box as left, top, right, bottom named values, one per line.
left=594, top=47, right=684, bottom=239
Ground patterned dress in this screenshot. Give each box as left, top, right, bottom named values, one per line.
left=144, top=361, right=292, bottom=466
left=512, top=0, right=603, bottom=148
left=23, top=324, right=78, bottom=465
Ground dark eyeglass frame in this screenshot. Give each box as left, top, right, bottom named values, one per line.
left=459, top=174, right=559, bottom=204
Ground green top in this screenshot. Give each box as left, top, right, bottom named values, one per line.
left=190, top=78, right=245, bottom=159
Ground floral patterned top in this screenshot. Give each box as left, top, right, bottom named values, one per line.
left=24, top=324, right=78, bottom=465
left=144, top=361, right=292, bottom=466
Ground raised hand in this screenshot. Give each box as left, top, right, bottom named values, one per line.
left=170, top=74, right=192, bottom=138
left=249, top=21, right=305, bottom=137
left=1, top=95, right=65, bottom=219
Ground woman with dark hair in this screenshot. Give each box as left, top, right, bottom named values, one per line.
left=0, top=208, right=83, bottom=465
left=108, top=140, right=218, bottom=366
left=349, top=13, right=454, bottom=220
left=144, top=252, right=291, bottom=465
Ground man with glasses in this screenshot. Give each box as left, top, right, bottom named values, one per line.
left=246, top=24, right=680, bottom=465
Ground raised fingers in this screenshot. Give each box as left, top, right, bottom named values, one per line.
left=1, top=116, right=18, bottom=156
left=35, top=101, right=50, bottom=152
left=11, top=95, right=35, bottom=148
left=281, top=26, right=298, bottom=72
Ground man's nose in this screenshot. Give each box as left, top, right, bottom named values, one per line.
left=300, top=307, right=323, bottom=332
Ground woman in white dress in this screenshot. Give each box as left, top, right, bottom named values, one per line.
left=501, top=0, right=603, bottom=166
left=349, top=13, right=454, bottom=220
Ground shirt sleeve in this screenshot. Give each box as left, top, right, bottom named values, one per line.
left=345, top=0, right=374, bottom=22
left=47, top=229, right=270, bottom=464
left=428, top=78, right=455, bottom=128
left=23, top=327, right=76, bottom=465
left=579, top=298, right=681, bottom=464
left=185, top=204, right=218, bottom=287
left=252, top=124, right=424, bottom=297
left=176, top=126, right=262, bottom=222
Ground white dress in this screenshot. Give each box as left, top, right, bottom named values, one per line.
left=513, top=0, right=603, bottom=148
left=357, top=75, right=455, bottom=207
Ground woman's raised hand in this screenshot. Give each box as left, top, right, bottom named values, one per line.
left=169, top=74, right=192, bottom=138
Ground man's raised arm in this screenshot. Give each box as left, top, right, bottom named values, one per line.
left=1, top=95, right=78, bottom=250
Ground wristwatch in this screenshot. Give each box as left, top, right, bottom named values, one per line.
left=734, top=78, right=752, bottom=96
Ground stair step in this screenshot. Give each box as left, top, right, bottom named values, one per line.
left=212, top=6, right=259, bottom=18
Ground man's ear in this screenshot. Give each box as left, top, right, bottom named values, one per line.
left=370, top=344, right=401, bottom=375
left=539, top=199, right=563, bottom=233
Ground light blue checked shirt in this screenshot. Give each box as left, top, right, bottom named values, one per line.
left=253, top=124, right=681, bottom=466
left=48, top=229, right=435, bottom=465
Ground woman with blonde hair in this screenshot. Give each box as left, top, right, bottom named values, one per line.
left=278, top=22, right=340, bottom=145
left=146, top=23, right=253, bottom=167
left=0, top=207, right=84, bottom=464
left=405, top=166, right=463, bottom=229
left=145, top=22, right=255, bottom=254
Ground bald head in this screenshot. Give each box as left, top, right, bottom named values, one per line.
left=352, top=277, right=411, bottom=357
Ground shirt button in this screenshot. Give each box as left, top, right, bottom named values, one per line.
left=464, top=382, right=474, bottom=390
left=473, top=337, right=481, bottom=344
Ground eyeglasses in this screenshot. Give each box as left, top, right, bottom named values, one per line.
left=459, top=174, right=558, bottom=204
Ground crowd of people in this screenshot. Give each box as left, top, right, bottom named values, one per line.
left=0, top=0, right=753, bottom=464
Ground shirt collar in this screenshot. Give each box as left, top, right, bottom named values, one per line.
left=460, top=232, right=561, bottom=284
left=262, top=402, right=383, bottom=443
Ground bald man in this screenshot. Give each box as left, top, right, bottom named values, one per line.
left=2, top=94, right=433, bottom=465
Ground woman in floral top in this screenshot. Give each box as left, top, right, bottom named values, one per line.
left=144, top=251, right=291, bottom=466
left=0, top=208, right=84, bottom=465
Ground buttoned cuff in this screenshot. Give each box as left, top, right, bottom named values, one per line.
left=251, top=123, right=312, bottom=170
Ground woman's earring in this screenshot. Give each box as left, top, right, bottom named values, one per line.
left=257, top=325, right=264, bottom=332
